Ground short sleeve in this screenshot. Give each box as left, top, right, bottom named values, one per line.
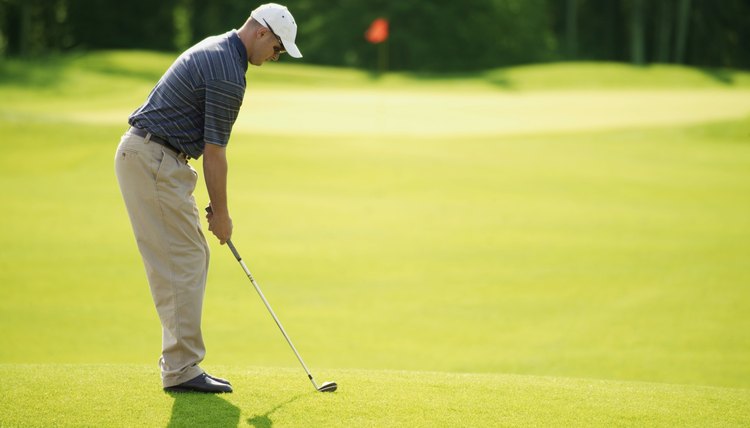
left=204, top=79, right=245, bottom=147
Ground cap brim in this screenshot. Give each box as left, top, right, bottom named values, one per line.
left=283, top=39, right=302, bottom=58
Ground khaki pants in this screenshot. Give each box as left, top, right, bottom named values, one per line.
left=115, top=130, right=209, bottom=387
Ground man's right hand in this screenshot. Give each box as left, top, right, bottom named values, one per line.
left=206, top=205, right=233, bottom=244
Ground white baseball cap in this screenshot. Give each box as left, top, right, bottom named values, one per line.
left=251, top=3, right=302, bottom=58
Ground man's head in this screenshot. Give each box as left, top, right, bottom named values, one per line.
left=239, top=3, right=302, bottom=66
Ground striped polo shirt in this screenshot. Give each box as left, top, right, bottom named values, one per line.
left=129, top=30, right=248, bottom=159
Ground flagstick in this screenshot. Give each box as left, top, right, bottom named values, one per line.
left=378, top=39, right=388, bottom=75
left=366, top=18, right=389, bottom=77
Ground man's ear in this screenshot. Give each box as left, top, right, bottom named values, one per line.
left=255, top=27, right=268, bottom=39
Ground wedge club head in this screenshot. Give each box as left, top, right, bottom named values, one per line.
left=318, top=381, right=338, bottom=392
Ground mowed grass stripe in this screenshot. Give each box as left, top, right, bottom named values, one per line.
left=0, top=364, right=748, bottom=427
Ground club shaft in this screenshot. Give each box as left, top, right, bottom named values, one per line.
left=226, top=239, right=319, bottom=390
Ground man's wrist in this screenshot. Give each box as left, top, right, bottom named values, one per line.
left=212, top=208, right=230, bottom=217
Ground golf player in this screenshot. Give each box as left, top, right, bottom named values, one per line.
left=115, top=3, right=302, bottom=393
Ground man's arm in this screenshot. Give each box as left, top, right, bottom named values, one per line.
left=204, top=142, right=232, bottom=244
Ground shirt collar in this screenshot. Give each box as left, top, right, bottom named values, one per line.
left=229, top=30, right=249, bottom=71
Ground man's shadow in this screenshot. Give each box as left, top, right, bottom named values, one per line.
left=166, top=392, right=240, bottom=428
left=246, top=393, right=306, bottom=428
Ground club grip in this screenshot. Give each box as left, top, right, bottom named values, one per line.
left=227, top=240, right=242, bottom=261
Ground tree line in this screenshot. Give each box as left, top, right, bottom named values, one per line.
left=1, top=0, right=748, bottom=71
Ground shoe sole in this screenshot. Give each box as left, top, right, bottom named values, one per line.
left=163, top=386, right=232, bottom=393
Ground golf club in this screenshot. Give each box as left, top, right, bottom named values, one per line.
left=206, top=206, right=337, bottom=393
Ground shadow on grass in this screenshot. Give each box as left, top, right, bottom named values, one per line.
left=362, top=67, right=514, bottom=89
left=0, top=55, right=73, bottom=88
left=246, top=393, right=307, bottom=428
left=0, top=51, right=165, bottom=88
left=166, top=391, right=240, bottom=428
left=699, top=68, right=736, bottom=85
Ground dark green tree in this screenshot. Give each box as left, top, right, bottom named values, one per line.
left=1, top=0, right=749, bottom=71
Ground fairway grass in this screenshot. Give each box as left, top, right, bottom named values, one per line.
left=2, top=52, right=750, bottom=426
left=3, top=52, right=750, bottom=138
left=1, top=364, right=748, bottom=427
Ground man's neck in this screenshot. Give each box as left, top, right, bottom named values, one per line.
left=236, top=25, right=253, bottom=61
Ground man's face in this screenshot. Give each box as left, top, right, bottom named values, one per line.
left=249, top=27, right=286, bottom=66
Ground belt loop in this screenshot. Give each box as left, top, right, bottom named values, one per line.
left=144, top=132, right=152, bottom=144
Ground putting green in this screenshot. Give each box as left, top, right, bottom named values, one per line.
left=235, top=87, right=750, bottom=137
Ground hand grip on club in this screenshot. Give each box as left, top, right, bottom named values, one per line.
left=205, top=205, right=241, bottom=261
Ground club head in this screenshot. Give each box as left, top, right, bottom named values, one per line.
left=317, top=381, right=338, bottom=392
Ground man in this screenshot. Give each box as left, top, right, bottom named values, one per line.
left=115, top=3, right=302, bottom=393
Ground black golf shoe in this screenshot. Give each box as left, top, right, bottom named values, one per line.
left=164, top=373, right=233, bottom=393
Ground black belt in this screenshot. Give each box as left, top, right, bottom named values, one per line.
left=129, top=127, right=189, bottom=159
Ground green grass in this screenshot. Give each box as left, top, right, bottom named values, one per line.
left=1, top=365, right=748, bottom=427
left=3, top=51, right=750, bottom=91
left=1, top=51, right=749, bottom=426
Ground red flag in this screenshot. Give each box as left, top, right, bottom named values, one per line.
left=365, top=18, right=389, bottom=44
